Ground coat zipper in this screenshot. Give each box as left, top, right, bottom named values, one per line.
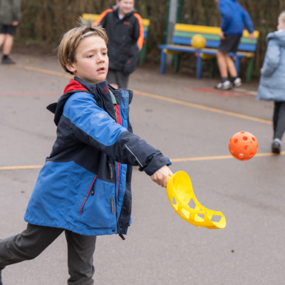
left=80, top=175, right=97, bottom=215
left=114, top=104, right=122, bottom=222
left=109, top=163, right=113, bottom=180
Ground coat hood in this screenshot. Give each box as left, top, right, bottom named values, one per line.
left=47, top=78, right=117, bottom=126
left=267, top=30, right=285, bottom=48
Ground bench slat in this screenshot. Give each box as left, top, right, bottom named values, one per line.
left=175, top=24, right=259, bottom=38
left=174, top=31, right=258, bottom=44
left=172, top=37, right=257, bottom=52
left=159, top=44, right=254, bottom=57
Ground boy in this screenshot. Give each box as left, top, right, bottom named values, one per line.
left=0, top=0, right=21, bottom=64
left=0, top=24, right=172, bottom=285
left=215, top=0, right=255, bottom=90
left=94, top=0, right=144, bottom=89
left=257, top=11, right=285, bottom=154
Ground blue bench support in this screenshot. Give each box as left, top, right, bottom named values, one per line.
left=196, top=53, right=202, bottom=79
left=159, top=44, right=252, bottom=79
left=160, top=49, right=167, bottom=74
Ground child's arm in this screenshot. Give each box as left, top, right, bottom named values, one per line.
left=133, top=13, right=144, bottom=50
left=94, top=9, right=112, bottom=27
left=151, top=165, right=173, bottom=188
left=218, top=2, right=232, bottom=35
left=63, top=93, right=171, bottom=178
left=240, top=6, right=255, bottom=39
left=261, top=38, right=281, bottom=77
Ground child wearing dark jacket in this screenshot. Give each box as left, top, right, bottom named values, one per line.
left=257, top=11, right=285, bottom=154
left=215, top=0, right=255, bottom=90
left=95, top=0, right=144, bottom=89
left=0, top=24, right=172, bottom=285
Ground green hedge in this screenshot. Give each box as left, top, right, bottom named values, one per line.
left=18, top=0, right=285, bottom=77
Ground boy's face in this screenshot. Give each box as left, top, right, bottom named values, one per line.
left=116, top=0, right=134, bottom=16
left=277, top=18, right=285, bottom=30
left=67, top=36, right=108, bottom=84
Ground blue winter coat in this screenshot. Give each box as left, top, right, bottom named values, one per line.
left=24, top=78, right=171, bottom=237
left=218, top=0, right=254, bottom=35
left=257, top=30, right=285, bottom=102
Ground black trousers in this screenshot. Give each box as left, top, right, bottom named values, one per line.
left=0, top=224, right=96, bottom=285
left=107, top=68, right=130, bottom=89
left=273, top=101, right=285, bottom=140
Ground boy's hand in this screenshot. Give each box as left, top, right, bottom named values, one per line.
left=249, top=33, right=255, bottom=40
left=219, top=31, right=225, bottom=40
left=12, top=21, right=18, bottom=26
left=151, top=165, right=173, bottom=188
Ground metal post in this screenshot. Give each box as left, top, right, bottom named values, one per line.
left=176, top=0, right=184, bottom=23
left=167, top=0, right=178, bottom=44
left=166, top=0, right=178, bottom=65
left=163, top=0, right=171, bottom=44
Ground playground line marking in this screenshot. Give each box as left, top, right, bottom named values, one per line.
left=1, top=152, right=284, bottom=171
left=13, top=64, right=271, bottom=125
left=0, top=165, right=43, bottom=170
left=133, top=89, right=271, bottom=124
left=171, top=151, right=285, bottom=162
left=14, top=64, right=73, bottom=79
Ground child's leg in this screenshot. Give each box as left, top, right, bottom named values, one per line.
left=2, top=35, right=14, bottom=56
left=273, top=102, right=281, bottom=138
left=225, top=55, right=238, bottom=78
left=107, top=69, right=119, bottom=89
left=274, top=101, right=285, bottom=140
left=65, top=231, right=96, bottom=285
left=116, top=71, right=129, bottom=89
left=0, top=34, right=6, bottom=48
left=0, top=224, right=63, bottom=270
left=217, top=51, right=228, bottom=78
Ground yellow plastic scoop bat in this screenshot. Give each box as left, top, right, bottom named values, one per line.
left=166, top=171, right=226, bottom=229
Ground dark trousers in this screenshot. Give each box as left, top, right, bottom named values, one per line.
left=273, top=101, right=285, bottom=140
left=0, top=224, right=96, bottom=285
left=107, top=68, right=130, bottom=89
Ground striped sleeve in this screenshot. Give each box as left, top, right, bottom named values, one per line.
left=94, top=9, right=113, bottom=26
left=63, top=92, right=170, bottom=175
left=133, top=13, right=144, bottom=50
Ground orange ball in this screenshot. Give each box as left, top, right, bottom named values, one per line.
left=228, top=131, right=258, bottom=161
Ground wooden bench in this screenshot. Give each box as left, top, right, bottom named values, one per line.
left=158, top=24, right=259, bottom=82
left=82, top=13, right=150, bottom=67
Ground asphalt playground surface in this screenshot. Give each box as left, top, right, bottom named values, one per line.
left=0, top=52, right=284, bottom=285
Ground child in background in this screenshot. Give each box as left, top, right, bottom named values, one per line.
left=0, top=24, right=172, bottom=285
left=257, top=12, right=285, bottom=154
left=215, top=0, right=255, bottom=90
left=0, top=0, right=21, bottom=64
left=95, top=0, right=144, bottom=89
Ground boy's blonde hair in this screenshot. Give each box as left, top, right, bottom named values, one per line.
left=279, top=11, right=285, bottom=23
left=58, top=24, right=108, bottom=74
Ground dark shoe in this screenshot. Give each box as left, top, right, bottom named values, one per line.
left=1, top=56, right=15, bottom=64
left=271, top=139, right=281, bottom=154
left=232, top=77, right=242, bottom=88
left=215, top=80, right=232, bottom=90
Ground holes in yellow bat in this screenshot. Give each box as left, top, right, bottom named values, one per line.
left=172, top=197, right=178, bottom=210
left=195, top=214, right=205, bottom=222
left=188, top=199, right=196, bottom=209
left=211, top=215, right=222, bottom=223
left=181, top=208, right=190, bottom=219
